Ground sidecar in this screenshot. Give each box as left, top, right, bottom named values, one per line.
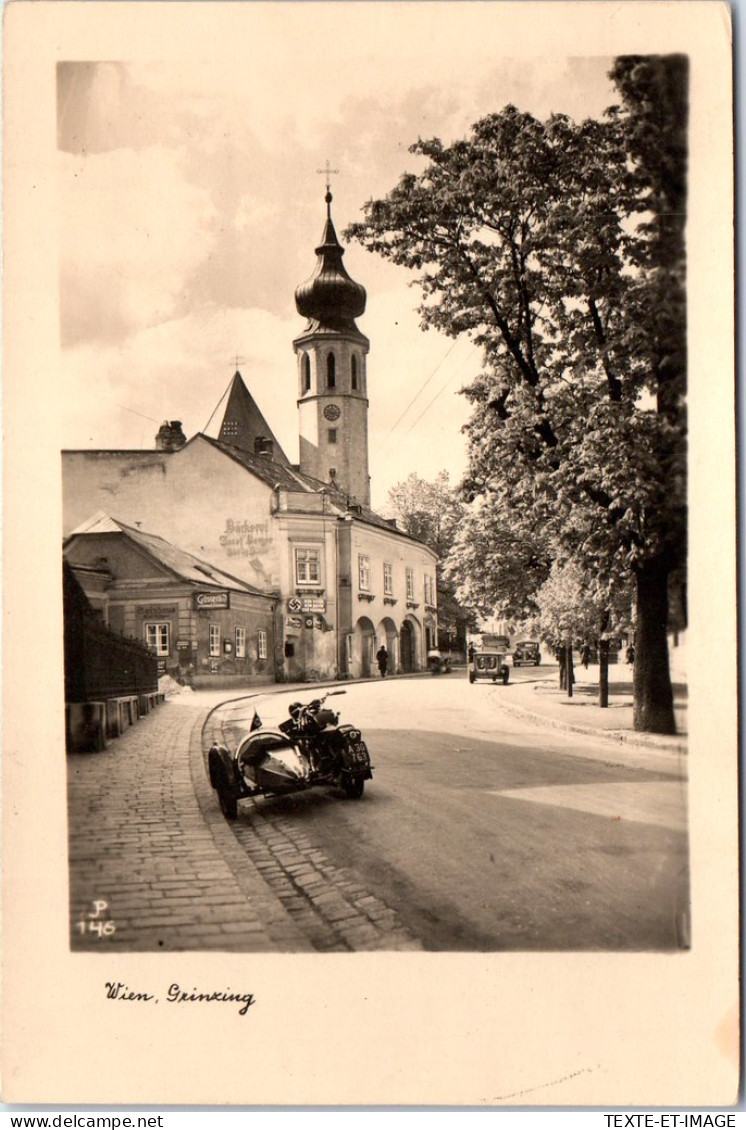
left=208, top=728, right=309, bottom=819
left=207, top=722, right=373, bottom=819
left=468, top=649, right=510, bottom=685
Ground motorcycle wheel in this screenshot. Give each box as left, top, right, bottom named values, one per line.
left=217, top=781, right=238, bottom=821
left=341, top=774, right=365, bottom=799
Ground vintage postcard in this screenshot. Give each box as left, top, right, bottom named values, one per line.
left=2, top=0, right=738, bottom=1108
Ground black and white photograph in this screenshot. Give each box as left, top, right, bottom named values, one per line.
left=2, top=0, right=738, bottom=1109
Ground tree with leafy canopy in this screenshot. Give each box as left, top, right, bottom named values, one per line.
left=386, top=470, right=463, bottom=559
left=347, top=56, right=687, bottom=733
left=442, top=491, right=553, bottom=623
left=386, top=471, right=476, bottom=652
left=522, top=560, right=633, bottom=703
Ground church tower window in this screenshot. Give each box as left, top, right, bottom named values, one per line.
left=326, top=352, right=336, bottom=388
left=351, top=354, right=358, bottom=390
left=302, top=353, right=311, bottom=392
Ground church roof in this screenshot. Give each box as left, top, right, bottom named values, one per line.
left=215, top=371, right=290, bottom=465
left=65, top=512, right=271, bottom=596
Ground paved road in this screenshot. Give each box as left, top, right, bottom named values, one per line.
left=206, top=674, right=689, bottom=951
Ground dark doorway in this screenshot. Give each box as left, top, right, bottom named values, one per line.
left=400, top=620, right=414, bottom=672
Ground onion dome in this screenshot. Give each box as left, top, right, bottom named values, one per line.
left=294, top=190, right=367, bottom=335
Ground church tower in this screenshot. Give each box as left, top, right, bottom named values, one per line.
left=293, top=188, right=371, bottom=506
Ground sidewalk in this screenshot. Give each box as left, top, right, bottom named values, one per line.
left=68, top=690, right=422, bottom=953
left=499, top=665, right=687, bottom=755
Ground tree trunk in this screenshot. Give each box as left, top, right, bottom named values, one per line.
left=598, top=611, right=610, bottom=709
left=599, top=638, right=609, bottom=708
left=633, top=557, right=676, bottom=733
left=558, top=646, right=566, bottom=690
left=566, top=644, right=574, bottom=698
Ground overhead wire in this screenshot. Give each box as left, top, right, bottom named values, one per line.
left=397, top=342, right=481, bottom=440
left=373, top=337, right=461, bottom=456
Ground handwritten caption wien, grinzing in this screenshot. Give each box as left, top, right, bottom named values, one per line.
left=105, top=981, right=256, bottom=1016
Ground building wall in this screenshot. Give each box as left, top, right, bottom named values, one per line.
left=273, top=508, right=341, bottom=681
left=341, top=521, right=438, bottom=677
left=62, top=439, right=278, bottom=590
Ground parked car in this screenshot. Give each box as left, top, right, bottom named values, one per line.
left=512, top=641, right=541, bottom=667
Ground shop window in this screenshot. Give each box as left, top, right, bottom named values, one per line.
left=235, top=627, right=246, bottom=658
left=358, top=554, right=371, bottom=592
left=406, top=568, right=414, bottom=601
left=326, top=352, right=336, bottom=388
left=145, top=622, right=170, bottom=656
left=383, top=562, right=393, bottom=595
left=295, top=547, right=321, bottom=586
left=209, top=623, right=220, bottom=657
left=258, top=630, right=268, bottom=660
left=351, top=355, right=359, bottom=390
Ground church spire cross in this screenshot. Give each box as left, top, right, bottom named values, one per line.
left=316, top=160, right=339, bottom=214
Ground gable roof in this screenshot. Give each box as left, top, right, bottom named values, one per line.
left=65, top=512, right=273, bottom=596
left=214, top=371, right=290, bottom=466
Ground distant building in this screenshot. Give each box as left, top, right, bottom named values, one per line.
left=62, top=190, right=438, bottom=683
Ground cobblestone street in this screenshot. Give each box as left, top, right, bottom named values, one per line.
left=68, top=696, right=421, bottom=952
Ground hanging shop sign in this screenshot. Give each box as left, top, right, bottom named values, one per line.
left=286, top=616, right=303, bottom=630
left=193, top=590, right=231, bottom=611
left=287, top=596, right=326, bottom=614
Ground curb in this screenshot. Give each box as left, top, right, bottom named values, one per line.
left=498, top=696, right=688, bottom=756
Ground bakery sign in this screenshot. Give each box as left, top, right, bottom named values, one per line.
left=193, top=590, right=231, bottom=610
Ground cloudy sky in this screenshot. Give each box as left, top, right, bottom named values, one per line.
left=57, top=10, right=617, bottom=510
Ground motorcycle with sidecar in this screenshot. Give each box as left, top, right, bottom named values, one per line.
left=207, top=690, right=373, bottom=820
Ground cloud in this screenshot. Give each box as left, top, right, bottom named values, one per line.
left=59, top=146, right=217, bottom=345
left=60, top=304, right=299, bottom=451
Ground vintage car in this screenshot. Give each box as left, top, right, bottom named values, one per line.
left=512, top=641, right=541, bottom=667
left=468, top=649, right=510, bottom=685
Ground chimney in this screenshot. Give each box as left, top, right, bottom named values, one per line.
left=254, top=436, right=274, bottom=458
left=155, top=421, right=187, bottom=452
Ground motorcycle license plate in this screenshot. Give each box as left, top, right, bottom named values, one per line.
left=348, top=740, right=370, bottom=766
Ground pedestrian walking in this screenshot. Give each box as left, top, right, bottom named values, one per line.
left=376, top=645, right=388, bottom=677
